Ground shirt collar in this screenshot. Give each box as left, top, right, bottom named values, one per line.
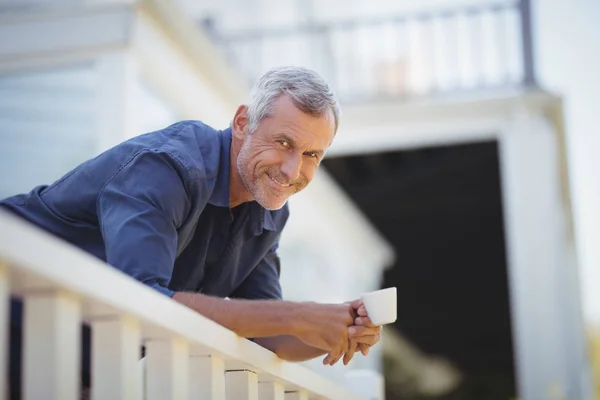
left=262, top=208, right=277, bottom=231
left=209, top=127, right=279, bottom=233
left=208, top=128, right=232, bottom=208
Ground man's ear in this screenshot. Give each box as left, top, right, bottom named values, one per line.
left=232, top=105, right=249, bottom=139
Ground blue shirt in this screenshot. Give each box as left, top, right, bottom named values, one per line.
left=1, top=121, right=288, bottom=300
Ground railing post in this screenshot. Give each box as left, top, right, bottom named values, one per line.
left=258, top=381, right=285, bottom=400
left=146, top=337, right=189, bottom=400
left=498, top=114, right=587, bottom=400
left=23, top=290, right=81, bottom=400
left=91, top=315, right=141, bottom=400
left=225, top=370, right=258, bottom=400
left=519, top=0, right=536, bottom=86
left=189, top=355, right=226, bottom=400
left=0, top=262, right=8, bottom=400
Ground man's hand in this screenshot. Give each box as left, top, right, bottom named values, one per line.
left=293, top=302, right=356, bottom=361
left=354, top=302, right=381, bottom=356
left=322, top=300, right=381, bottom=366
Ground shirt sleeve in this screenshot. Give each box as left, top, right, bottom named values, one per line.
left=97, top=150, right=191, bottom=297
left=229, top=242, right=283, bottom=300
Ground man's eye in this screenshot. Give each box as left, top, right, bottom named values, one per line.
left=305, top=152, right=318, bottom=158
left=278, top=140, right=290, bottom=148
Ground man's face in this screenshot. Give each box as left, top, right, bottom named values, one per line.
left=236, top=95, right=336, bottom=210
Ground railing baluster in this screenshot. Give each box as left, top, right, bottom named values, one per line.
left=496, top=7, right=510, bottom=85
left=189, top=355, right=225, bottom=400
left=146, top=337, right=189, bottom=400
left=91, top=315, right=141, bottom=400
left=469, top=10, right=484, bottom=87
left=258, top=381, right=284, bottom=400
left=284, top=390, right=308, bottom=400
left=225, top=370, right=258, bottom=400
left=23, top=290, right=80, bottom=400
left=518, top=0, right=536, bottom=86
left=0, top=262, right=8, bottom=400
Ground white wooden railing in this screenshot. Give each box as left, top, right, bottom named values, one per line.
left=0, top=209, right=382, bottom=400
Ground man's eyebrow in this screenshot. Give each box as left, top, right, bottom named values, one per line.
left=277, top=133, right=296, bottom=145
left=277, top=133, right=325, bottom=155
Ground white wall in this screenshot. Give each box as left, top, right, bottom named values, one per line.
left=132, top=78, right=181, bottom=136
left=533, top=0, right=600, bottom=326
left=0, top=64, right=98, bottom=197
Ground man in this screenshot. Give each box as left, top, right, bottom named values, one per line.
left=2, top=66, right=380, bottom=393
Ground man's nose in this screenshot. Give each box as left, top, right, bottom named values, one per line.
left=280, top=153, right=302, bottom=182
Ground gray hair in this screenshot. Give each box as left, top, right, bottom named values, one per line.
left=246, top=66, right=340, bottom=134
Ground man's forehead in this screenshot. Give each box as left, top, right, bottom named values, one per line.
left=271, top=97, right=334, bottom=128
left=272, top=95, right=332, bottom=120
left=274, top=118, right=334, bottom=145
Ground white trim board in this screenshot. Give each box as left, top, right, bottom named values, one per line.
left=328, top=89, right=561, bottom=157
left=0, top=5, right=133, bottom=59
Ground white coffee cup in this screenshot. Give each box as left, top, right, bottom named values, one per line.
left=360, top=287, right=397, bottom=325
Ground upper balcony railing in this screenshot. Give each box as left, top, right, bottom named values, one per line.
left=0, top=209, right=381, bottom=400
left=214, top=0, right=536, bottom=104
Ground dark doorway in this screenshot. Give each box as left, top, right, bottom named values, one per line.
left=323, top=141, right=516, bottom=400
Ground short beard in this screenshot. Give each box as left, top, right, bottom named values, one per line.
left=236, top=131, right=312, bottom=210
left=236, top=137, right=254, bottom=197
left=236, top=136, right=286, bottom=210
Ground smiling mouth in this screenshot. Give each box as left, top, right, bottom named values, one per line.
left=267, top=174, right=292, bottom=188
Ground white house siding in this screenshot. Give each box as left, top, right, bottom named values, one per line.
left=132, top=77, right=181, bottom=136
left=0, top=64, right=98, bottom=198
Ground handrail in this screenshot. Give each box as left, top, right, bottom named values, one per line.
left=0, top=209, right=366, bottom=399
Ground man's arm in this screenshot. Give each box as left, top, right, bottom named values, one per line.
left=221, top=241, right=329, bottom=361
left=254, top=336, right=327, bottom=362
left=98, top=151, right=190, bottom=297
left=173, top=292, right=355, bottom=357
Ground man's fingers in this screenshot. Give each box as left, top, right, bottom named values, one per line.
left=343, top=340, right=358, bottom=366
left=329, top=354, right=343, bottom=366
left=341, top=334, right=349, bottom=354
left=354, top=316, right=377, bottom=327
left=348, top=299, right=363, bottom=309
left=323, top=349, right=342, bottom=366
left=323, top=351, right=343, bottom=366
left=349, top=325, right=380, bottom=338
left=353, top=334, right=380, bottom=346
left=342, top=352, right=354, bottom=366
left=357, top=305, right=368, bottom=317
left=323, top=339, right=347, bottom=366
left=359, top=343, right=370, bottom=356
left=324, top=340, right=373, bottom=366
